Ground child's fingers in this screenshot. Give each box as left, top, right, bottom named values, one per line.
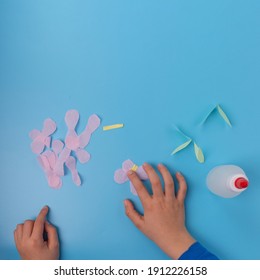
left=124, top=200, right=144, bottom=230
left=127, top=171, right=150, bottom=205
left=176, top=172, right=187, bottom=203
left=143, top=163, right=164, bottom=198
left=14, top=224, right=23, bottom=242
left=31, top=206, right=49, bottom=239
left=44, top=221, right=59, bottom=250
left=157, top=164, right=175, bottom=198
left=23, top=220, right=35, bottom=237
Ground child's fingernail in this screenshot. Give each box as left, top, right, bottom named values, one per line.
left=177, top=171, right=182, bottom=176
left=158, top=163, right=163, bottom=167
left=128, top=170, right=133, bottom=175
left=124, top=200, right=128, bottom=207
left=143, top=162, right=148, bottom=167
left=43, top=205, right=49, bottom=210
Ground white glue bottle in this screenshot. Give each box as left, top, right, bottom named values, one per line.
left=206, top=165, right=249, bottom=198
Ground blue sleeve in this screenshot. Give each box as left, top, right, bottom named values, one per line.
left=178, top=242, right=219, bottom=260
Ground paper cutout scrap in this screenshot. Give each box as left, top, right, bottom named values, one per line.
left=65, top=156, right=81, bottom=186
left=217, top=105, right=232, bottom=127
left=29, top=118, right=56, bottom=154
left=114, top=159, right=148, bottom=195
left=53, top=147, right=71, bottom=177
left=193, top=142, right=205, bottom=163
left=202, top=104, right=232, bottom=127
left=170, top=127, right=205, bottom=163
left=171, top=139, right=192, bottom=155
left=79, top=114, right=101, bottom=147
left=65, top=110, right=100, bottom=164
left=37, top=150, right=62, bottom=189
left=131, top=164, right=138, bottom=172
left=103, top=124, right=124, bottom=131
left=30, top=110, right=101, bottom=189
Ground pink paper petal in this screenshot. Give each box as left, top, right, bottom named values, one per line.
left=31, top=140, right=45, bottom=154
left=42, top=151, right=56, bottom=169
left=44, top=136, right=51, bottom=148
left=78, top=114, right=100, bottom=148
left=65, top=156, right=81, bottom=186
left=65, top=135, right=80, bottom=150
left=78, top=129, right=91, bottom=148
left=114, top=169, right=128, bottom=184
left=76, top=149, right=91, bottom=164
left=130, top=182, right=138, bottom=196
left=54, top=161, right=64, bottom=177
left=87, top=114, right=101, bottom=133
left=42, top=118, right=56, bottom=136
left=52, top=139, right=64, bottom=155
left=48, top=174, right=62, bottom=188
left=54, top=148, right=71, bottom=176
left=122, top=159, right=135, bottom=172
left=65, top=156, right=77, bottom=170
left=29, top=129, right=41, bottom=140
left=59, top=147, right=71, bottom=161
left=136, top=166, right=148, bottom=180
left=72, top=172, right=81, bottom=186
left=65, top=110, right=79, bottom=130
left=37, top=155, right=50, bottom=172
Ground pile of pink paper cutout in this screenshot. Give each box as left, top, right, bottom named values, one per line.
left=29, top=110, right=101, bottom=189
left=114, top=159, right=148, bottom=195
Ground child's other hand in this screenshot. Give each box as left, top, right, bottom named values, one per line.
left=124, top=163, right=195, bottom=259
left=14, top=206, right=59, bottom=260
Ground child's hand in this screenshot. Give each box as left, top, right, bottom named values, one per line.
left=124, top=163, right=195, bottom=259
left=14, top=206, right=59, bottom=260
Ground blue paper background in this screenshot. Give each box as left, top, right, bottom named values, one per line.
left=0, top=0, right=260, bottom=259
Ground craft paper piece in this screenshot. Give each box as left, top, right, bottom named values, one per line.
left=65, top=110, right=80, bottom=150
left=65, top=156, right=81, bottom=186
left=131, top=164, right=138, bottom=172
left=79, top=114, right=101, bottom=148
left=171, top=126, right=205, bottom=163
left=171, top=139, right=192, bottom=155
left=65, top=111, right=100, bottom=164
left=54, top=147, right=71, bottom=176
left=52, top=139, right=64, bottom=155
left=201, top=105, right=232, bottom=127
left=194, top=142, right=205, bottom=163
left=37, top=152, right=62, bottom=189
left=30, top=110, right=100, bottom=189
left=103, top=124, right=124, bottom=131
left=29, top=118, right=56, bottom=154
left=114, top=159, right=148, bottom=195
left=217, top=105, right=232, bottom=127
left=170, top=127, right=192, bottom=156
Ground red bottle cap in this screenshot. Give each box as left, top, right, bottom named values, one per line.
left=234, top=177, right=249, bottom=189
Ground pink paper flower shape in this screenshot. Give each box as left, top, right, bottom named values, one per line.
left=64, top=110, right=100, bottom=163
left=114, top=159, right=148, bottom=195
left=37, top=150, right=62, bottom=189
left=29, top=118, right=56, bottom=154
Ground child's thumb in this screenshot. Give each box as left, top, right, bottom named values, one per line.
left=124, top=200, right=144, bottom=230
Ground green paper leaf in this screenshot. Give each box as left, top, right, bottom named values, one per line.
left=194, top=142, right=205, bottom=163
left=217, top=105, right=232, bottom=127
left=171, top=139, right=192, bottom=155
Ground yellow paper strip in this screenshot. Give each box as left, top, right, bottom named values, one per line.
left=131, top=164, right=138, bottom=172
left=103, top=124, right=124, bottom=131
